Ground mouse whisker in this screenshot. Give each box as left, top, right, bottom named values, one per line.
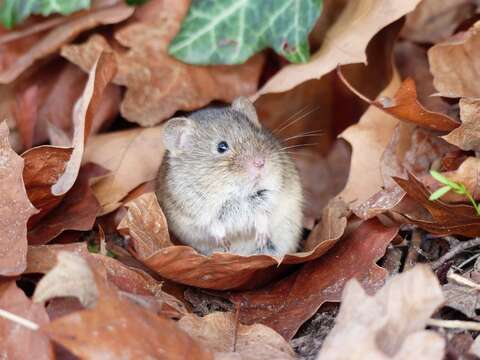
left=271, top=104, right=312, bottom=133
left=279, top=142, right=323, bottom=151
left=273, top=106, right=320, bottom=135
left=281, top=133, right=325, bottom=143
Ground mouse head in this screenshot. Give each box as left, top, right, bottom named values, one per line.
left=163, top=97, right=284, bottom=195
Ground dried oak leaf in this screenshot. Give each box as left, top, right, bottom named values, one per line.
left=316, top=265, right=445, bottom=360
left=254, top=0, right=421, bottom=97
left=0, top=281, right=53, bottom=360
left=27, top=163, right=105, bottom=245
left=429, top=21, right=480, bottom=98
left=394, top=173, right=480, bottom=236
left=35, top=252, right=212, bottom=359
left=0, top=4, right=133, bottom=84
left=443, top=275, right=480, bottom=320
left=51, top=51, right=117, bottom=196
left=401, top=0, right=477, bottom=44
left=443, top=98, right=480, bottom=152
left=0, top=122, right=37, bottom=275
left=83, top=126, right=165, bottom=214
left=178, top=312, right=295, bottom=360
left=61, top=0, right=264, bottom=126
left=230, top=218, right=398, bottom=340
left=118, top=193, right=347, bottom=290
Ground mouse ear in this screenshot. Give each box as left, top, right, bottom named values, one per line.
left=163, top=117, right=195, bottom=156
left=232, top=96, right=260, bottom=128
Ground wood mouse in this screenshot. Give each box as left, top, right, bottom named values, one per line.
left=155, top=97, right=303, bottom=257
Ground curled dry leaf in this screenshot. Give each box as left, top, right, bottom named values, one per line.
left=230, top=219, right=398, bottom=340
left=62, top=0, right=264, bottom=126
left=443, top=98, right=480, bottom=152
left=38, top=252, right=212, bottom=359
left=0, top=122, right=38, bottom=275
left=0, top=4, right=133, bottom=84
left=429, top=21, right=480, bottom=98
left=443, top=272, right=480, bottom=320
left=0, top=281, right=53, bottom=360
left=317, top=265, right=445, bottom=360
left=83, top=126, right=165, bottom=214
left=178, top=312, right=295, bottom=360
left=394, top=173, right=480, bottom=237
left=118, top=193, right=348, bottom=290
left=401, top=0, right=478, bottom=43
left=254, top=0, right=421, bottom=98
left=51, top=51, right=117, bottom=196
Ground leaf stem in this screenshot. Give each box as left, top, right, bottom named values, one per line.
left=0, top=308, right=39, bottom=330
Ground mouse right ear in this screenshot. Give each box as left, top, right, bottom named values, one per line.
left=163, top=117, right=195, bottom=156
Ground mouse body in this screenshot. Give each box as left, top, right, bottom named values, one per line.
left=155, top=97, right=303, bottom=257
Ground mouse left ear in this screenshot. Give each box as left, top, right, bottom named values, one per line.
left=232, top=97, right=260, bottom=128
left=163, top=117, right=195, bottom=156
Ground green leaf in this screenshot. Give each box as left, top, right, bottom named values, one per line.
left=429, top=170, right=462, bottom=191
left=0, top=0, right=91, bottom=29
left=169, top=0, right=323, bottom=65
left=429, top=186, right=451, bottom=201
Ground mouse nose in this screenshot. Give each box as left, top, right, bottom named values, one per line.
left=253, top=156, right=265, bottom=169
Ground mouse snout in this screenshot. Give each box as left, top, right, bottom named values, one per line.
left=246, top=155, right=266, bottom=178
left=253, top=156, right=265, bottom=169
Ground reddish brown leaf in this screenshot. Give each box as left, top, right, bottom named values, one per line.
left=0, top=281, right=53, bottom=360
left=61, top=0, right=264, bottom=126
left=51, top=51, right=117, bottom=196
left=230, top=219, right=398, bottom=340
left=0, top=4, right=133, bottom=84
left=118, top=193, right=348, bottom=290
left=443, top=98, right=480, bottom=152
left=0, top=122, right=38, bottom=275
left=13, top=84, right=38, bottom=150
left=28, top=163, right=104, bottom=245
left=37, top=253, right=212, bottom=359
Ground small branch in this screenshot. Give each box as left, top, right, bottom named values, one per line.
left=404, top=229, right=422, bottom=271
left=427, top=318, right=480, bottom=332
left=431, top=237, right=480, bottom=270
left=0, top=308, right=39, bottom=331
left=447, top=271, right=480, bottom=291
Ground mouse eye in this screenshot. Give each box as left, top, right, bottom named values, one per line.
left=217, top=141, right=229, bottom=154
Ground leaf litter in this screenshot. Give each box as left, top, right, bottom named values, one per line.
left=4, top=0, right=480, bottom=358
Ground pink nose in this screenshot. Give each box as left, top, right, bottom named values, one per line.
left=253, top=157, right=265, bottom=168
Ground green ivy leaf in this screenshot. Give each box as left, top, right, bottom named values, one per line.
left=0, top=0, right=91, bottom=29
left=429, top=186, right=451, bottom=201
left=169, top=0, right=323, bottom=65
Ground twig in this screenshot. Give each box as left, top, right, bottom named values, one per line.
left=431, top=237, right=480, bottom=270
left=0, top=308, right=39, bottom=330
left=232, top=303, right=241, bottom=352
left=336, top=66, right=374, bottom=105
left=447, top=271, right=480, bottom=291
left=427, top=318, right=480, bottom=331
left=404, top=229, right=422, bottom=271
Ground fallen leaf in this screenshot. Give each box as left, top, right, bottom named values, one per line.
left=83, top=126, right=165, bottom=214
left=316, top=265, right=445, bottom=360
left=51, top=51, right=116, bottom=196
left=27, top=163, right=104, bottom=245
left=254, top=0, right=421, bottom=97
left=0, top=122, right=37, bottom=275
left=12, top=84, right=37, bottom=150
left=443, top=278, right=480, bottom=320
left=470, top=335, right=480, bottom=357
left=178, top=312, right=295, bottom=359
left=35, top=252, right=212, bottom=359
left=443, top=98, right=480, bottom=151
left=428, top=21, right=480, bottom=98
left=230, top=218, right=398, bottom=340
left=0, top=281, right=53, bottom=360
left=62, top=0, right=265, bottom=126
left=401, top=0, right=477, bottom=43
left=0, top=4, right=133, bottom=84
left=119, top=193, right=347, bottom=290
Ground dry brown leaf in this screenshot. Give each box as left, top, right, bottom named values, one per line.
left=62, top=0, right=264, bottom=126
left=0, top=122, right=37, bottom=275
left=402, top=0, right=477, bottom=43
left=178, top=312, right=295, bottom=360
left=0, top=281, right=53, bottom=360
left=0, top=4, right=133, bottom=84
left=230, top=219, right=398, bottom=340
left=443, top=98, right=480, bottom=151
left=429, top=21, right=480, bottom=98
left=37, top=252, right=212, bottom=359
left=443, top=277, right=480, bottom=320
left=83, top=126, right=165, bottom=214
left=254, top=0, right=421, bottom=97
left=119, top=193, right=347, bottom=290
left=316, top=265, right=445, bottom=360
left=12, top=84, right=37, bottom=150
left=51, top=51, right=116, bottom=196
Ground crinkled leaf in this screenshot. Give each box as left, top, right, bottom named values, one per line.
left=0, top=0, right=91, bottom=28
left=169, top=0, right=322, bottom=64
